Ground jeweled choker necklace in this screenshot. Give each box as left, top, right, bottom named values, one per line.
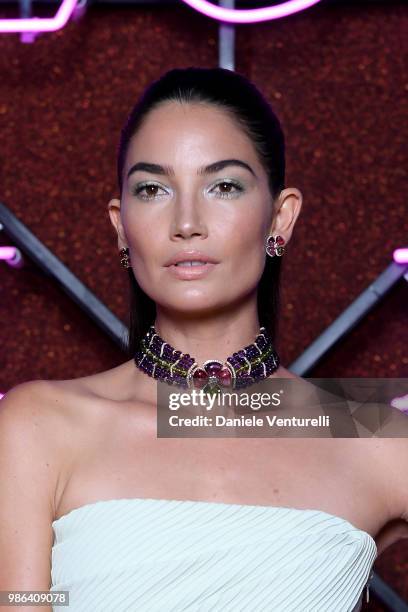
left=134, top=325, right=280, bottom=395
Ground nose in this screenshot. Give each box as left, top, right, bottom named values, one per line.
left=170, top=198, right=208, bottom=241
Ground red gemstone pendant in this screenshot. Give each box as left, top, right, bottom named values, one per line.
left=218, top=367, right=232, bottom=387
left=191, top=360, right=233, bottom=391
left=192, top=368, right=209, bottom=388
left=205, top=362, right=222, bottom=377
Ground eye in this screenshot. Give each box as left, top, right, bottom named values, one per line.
left=209, top=180, right=244, bottom=199
left=132, top=182, right=168, bottom=200
left=132, top=179, right=244, bottom=201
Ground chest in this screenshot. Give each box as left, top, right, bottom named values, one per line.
left=59, top=399, right=383, bottom=534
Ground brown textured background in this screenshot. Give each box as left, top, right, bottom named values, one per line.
left=0, top=1, right=406, bottom=608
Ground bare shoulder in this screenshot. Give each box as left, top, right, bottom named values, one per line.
left=364, top=437, right=408, bottom=553
left=1, top=377, right=93, bottom=443
left=361, top=400, right=408, bottom=523
left=273, top=366, right=303, bottom=380
left=1, top=378, right=57, bottom=413
left=0, top=375, right=112, bottom=506
left=0, top=379, right=79, bottom=494
left=0, top=379, right=69, bottom=447
left=56, top=359, right=143, bottom=401
left=0, top=380, right=69, bottom=592
left=371, top=437, right=408, bottom=520
left=45, top=360, right=149, bottom=443
left=0, top=376, right=124, bottom=593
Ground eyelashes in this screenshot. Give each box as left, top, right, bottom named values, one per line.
left=132, top=180, right=244, bottom=201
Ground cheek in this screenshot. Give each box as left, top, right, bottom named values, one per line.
left=126, top=234, right=159, bottom=291
left=225, top=215, right=266, bottom=268
left=122, top=208, right=157, bottom=263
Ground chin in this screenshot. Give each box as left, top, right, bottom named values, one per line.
left=159, top=295, right=222, bottom=316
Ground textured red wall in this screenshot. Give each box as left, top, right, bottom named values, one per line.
left=0, top=1, right=406, bottom=608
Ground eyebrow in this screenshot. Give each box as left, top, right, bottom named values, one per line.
left=126, top=159, right=257, bottom=180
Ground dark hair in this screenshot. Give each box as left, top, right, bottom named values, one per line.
left=117, top=66, right=286, bottom=356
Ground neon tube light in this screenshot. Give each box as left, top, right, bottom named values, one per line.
left=0, top=246, right=24, bottom=268
left=0, top=246, right=16, bottom=260
left=0, top=0, right=322, bottom=34
left=391, top=393, right=408, bottom=414
left=180, top=0, right=322, bottom=23
left=393, top=248, right=408, bottom=264
left=0, top=0, right=77, bottom=33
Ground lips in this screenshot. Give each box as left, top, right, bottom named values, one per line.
left=174, top=261, right=209, bottom=267
left=164, top=251, right=219, bottom=267
left=166, top=261, right=217, bottom=280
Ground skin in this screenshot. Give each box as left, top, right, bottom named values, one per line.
left=108, top=101, right=303, bottom=366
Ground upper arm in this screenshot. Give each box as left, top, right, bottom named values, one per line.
left=0, top=380, right=60, bottom=607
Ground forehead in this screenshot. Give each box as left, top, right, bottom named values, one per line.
left=125, top=101, right=259, bottom=167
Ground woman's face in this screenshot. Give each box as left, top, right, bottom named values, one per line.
left=109, top=101, right=297, bottom=316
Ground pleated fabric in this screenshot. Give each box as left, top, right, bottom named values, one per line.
left=50, top=498, right=377, bottom=612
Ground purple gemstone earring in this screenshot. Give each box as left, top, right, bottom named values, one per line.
left=265, top=235, right=285, bottom=257
left=119, top=247, right=131, bottom=269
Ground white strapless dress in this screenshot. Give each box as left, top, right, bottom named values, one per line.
left=50, top=498, right=377, bottom=611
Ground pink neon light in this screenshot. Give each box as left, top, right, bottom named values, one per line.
left=0, top=0, right=77, bottom=33
left=393, top=248, right=408, bottom=264
left=391, top=393, right=408, bottom=414
left=0, top=0, right=321, bottom=33
left=0, top=246, right=24, bottom=268
left=0, top=246, right=16, bottom=260
left=180, top=0, right=322, bottom=23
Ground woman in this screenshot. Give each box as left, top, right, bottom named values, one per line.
left=1, top=67, right=407, bottom=612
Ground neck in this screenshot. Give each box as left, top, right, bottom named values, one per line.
left=153, top=304, right=263, bottom=366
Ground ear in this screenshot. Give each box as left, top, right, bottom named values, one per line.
left=107, top=198, right=128, bottom=249
left=269, top=187, right=303, bottom=244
